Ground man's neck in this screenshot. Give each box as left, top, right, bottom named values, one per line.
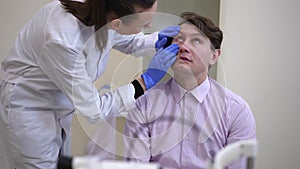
left=174, top=73, right=207, bottom=91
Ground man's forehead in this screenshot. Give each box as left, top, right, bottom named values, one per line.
left=179, top=23, right=206, bottom=37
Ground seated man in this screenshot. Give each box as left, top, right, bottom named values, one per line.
left=123, top=12, right=256, bottom=169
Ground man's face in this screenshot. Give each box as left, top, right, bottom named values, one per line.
left=171, top=23, right=220, bottom=79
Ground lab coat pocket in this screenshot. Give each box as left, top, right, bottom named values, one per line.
left=0, top=81, right=17, bottom=125
left=9, top=109, right=58, bottom=159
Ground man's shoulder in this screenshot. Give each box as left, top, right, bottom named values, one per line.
left=209, top=78, right=249, bottom=106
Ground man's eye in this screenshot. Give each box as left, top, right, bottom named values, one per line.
left=175, top=37, right=184, bottom=42
left=192, top=39, right=201, bottom=44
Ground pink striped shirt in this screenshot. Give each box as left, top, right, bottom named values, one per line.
left=124, top=77, right=256, bottom=169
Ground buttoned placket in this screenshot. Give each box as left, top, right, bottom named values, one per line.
left=179, top=91, right=197, bottom=168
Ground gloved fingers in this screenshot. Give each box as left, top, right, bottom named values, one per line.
left=155, top=37, right=168, bottom=50
left=159, top=25, right=181, bottom=38
left=159, top=44, right=179, bottom=64
left=161, top=51, right=177, bottom=67
left=164, top=54, right=177, bottom=68
left=159, top=44, right=179, bottom=55
left=156, top=26, right=180, bottom=50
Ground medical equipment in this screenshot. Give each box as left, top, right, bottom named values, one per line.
left=207, top=139, right=258, bottom=169
left=57, top=156, right=160, bottom=169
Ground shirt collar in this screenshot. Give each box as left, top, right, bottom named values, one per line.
left=171, top=76, right=210, bottom=103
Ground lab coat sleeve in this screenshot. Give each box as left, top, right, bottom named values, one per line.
left=113, top=31, right=158, bottom=57
left=39, top=40, right=135, bottom=121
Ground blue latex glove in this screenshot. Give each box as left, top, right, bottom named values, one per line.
left=155, top=25, right=180, bottom=50
left=142, top=44, right=179, bottom=90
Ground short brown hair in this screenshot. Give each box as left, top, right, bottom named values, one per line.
left=180, top=12, right=223, bottom=50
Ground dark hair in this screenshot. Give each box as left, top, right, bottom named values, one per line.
left=59, top=0, right=156, bottom=51
left=180, top=12, right=223, bottom=50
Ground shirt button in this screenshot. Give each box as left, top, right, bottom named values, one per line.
left=182, top=159, right=189, bottom=165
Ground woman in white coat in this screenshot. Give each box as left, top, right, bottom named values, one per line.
left=0, top=0, right=180, bottom=168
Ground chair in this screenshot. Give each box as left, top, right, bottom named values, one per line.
left=207, top=139, right=258, bottom=169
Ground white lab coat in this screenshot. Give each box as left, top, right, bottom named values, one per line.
left=0, top=1, right=157, bottom=169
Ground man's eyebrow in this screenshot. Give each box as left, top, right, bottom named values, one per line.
left=176, top=32, right=183, bottom=35
left=191, top=32, right=204, bottom=37
left=177, top=31, right=203, bottom=37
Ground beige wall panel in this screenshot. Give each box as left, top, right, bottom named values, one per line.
left=219, top=0, right=300, bottom=168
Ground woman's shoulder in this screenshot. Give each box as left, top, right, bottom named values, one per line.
left=41, top=2, right=94, bottom=49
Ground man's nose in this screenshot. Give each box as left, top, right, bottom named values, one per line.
left=177, top=41, right=191, bottom=52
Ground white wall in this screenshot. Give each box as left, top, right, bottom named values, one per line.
left=218, top=0, right=300, bottom=168
left=0, top=0, right=51, bottom=59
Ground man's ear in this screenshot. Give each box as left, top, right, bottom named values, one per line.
left=110, top=19, right=122, bottom=30
left=210, top=49, right=221, bottom=65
